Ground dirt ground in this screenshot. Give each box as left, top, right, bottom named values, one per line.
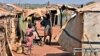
left=13, top=44, right=70, bottom=56
left=13, top=25, right=73, bottom=56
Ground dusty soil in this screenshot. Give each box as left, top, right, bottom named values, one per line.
left=13, top=24, right=73, bottom=56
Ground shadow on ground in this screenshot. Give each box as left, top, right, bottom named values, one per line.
left=45, top=41, right=59, bottom=46
left=50, top=42, right=59, bottom=45
left=45, top=53, right=73, bottom=56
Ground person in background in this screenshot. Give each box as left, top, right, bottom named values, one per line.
left=41, top=13, right=52, bottom=45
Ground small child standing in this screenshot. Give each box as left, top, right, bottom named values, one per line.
left=24, top=24, right=35, bottom=55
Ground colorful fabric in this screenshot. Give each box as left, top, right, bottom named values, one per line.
left=26, top=28, right=34, bottom=35
left=25, top=27, right=35, bottom=47
left=26, top=35, right=34, bottom=47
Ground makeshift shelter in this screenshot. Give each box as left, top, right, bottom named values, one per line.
left=1, top=3, right=24, bottom=36
left=1, top=4, right=26, bottom=53
left=23, top=9, right=35, bottom=19
left=0, top=7, right=15, bottom=56
left=24, top=4, right=74, bottom=27
left=4, top=4, right=24, bottom=40
left=58, top=2, right=100, bottom=56
left=34, top=8, right=47, bottom=17
left=23, top=8, right=47, bottom=20
left=6, top=4, right=23, bottom=13
left=47, top=4, right=77, bottom=27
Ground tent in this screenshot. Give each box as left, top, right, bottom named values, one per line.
left=58, top=2, right=100, bottom=56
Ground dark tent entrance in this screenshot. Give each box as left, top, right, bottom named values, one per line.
left=50, top=10, right=58, bottom=26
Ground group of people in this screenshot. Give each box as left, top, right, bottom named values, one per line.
left=22, top=13, right=52, bottom=55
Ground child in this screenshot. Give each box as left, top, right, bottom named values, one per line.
left=24, top=24, right=35, bottom=55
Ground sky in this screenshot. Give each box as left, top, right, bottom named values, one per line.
left=0, top=0, right=95, bottom=4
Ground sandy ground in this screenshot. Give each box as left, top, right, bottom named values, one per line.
left=13, top=44, right=70, bottom=56
left=13, top=24, right=73, bottom=56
